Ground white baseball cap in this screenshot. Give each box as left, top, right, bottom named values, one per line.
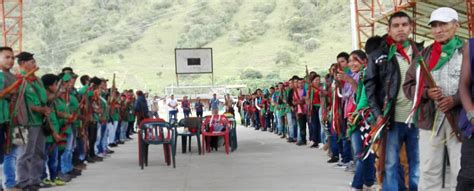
left=429, top=7, right=458, bottom=25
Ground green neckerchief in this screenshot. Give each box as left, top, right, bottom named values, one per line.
left=78, top=85, right=89, bottom=95
left=432, top=35, right=464, bottom=71
left=0, top=71, right=4, bottom=90
left=354, top=66, right=365, bottom=104
left=343, top=67, right=350, bottom=73
left=387, top=40, right=409, bottom=61
left=0, top=71, right=7, bottom=124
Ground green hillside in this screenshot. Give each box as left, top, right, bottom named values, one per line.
left=23, top=0, right=351, bottom=93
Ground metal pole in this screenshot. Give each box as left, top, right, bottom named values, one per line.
left=1, top=0, right=7, bottom=46
left=442, top=146, right=447, bottom=188
left=176, top=74, right=179, bottom=87
left=18, top=0, right=22, bottom=52
left=350, top=0, right=359, bottom=50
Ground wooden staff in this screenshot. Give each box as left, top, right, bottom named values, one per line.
left=0, top=67, right=39, bottom=98
left=306, top=65, right=313, bottom=123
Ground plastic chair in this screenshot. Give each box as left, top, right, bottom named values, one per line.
left=174, top=117, right=202, bottom=154
left=201, top=115, right=231, bottom=155
left=138, top=118, right=176, bottom=169
left=223, top=112, right=238, bottom=152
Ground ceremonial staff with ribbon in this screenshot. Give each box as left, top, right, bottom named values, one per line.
left=407, top=40, right=461, bottom=141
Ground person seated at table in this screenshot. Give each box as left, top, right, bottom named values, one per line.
left=203, top=109, right=231, bottom=151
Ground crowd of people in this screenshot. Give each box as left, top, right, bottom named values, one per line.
left=236, top=8, right=474, bottom=191
left=2, top=6, right=474, bottom=191
left=0, top=49, right=155, bottom=190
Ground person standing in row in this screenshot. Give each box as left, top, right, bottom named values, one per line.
left=167, top=94, right=178, bottom=123
left=182, top=96, right=191, bottom=119
left=195, top=97, right=204, bottom=119
left=15, top=52, right=49, bottom=190
left=365, top=12, right=421, bottom=190
left=404, top=7, right=463, bottom=191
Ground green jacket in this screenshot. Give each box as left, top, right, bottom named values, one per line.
left=46, top=110, right=60, bottom=143
left=22, top=78, right=47, bottom=127
left=69, top=91, right=81, bottom=127
left=0, top=71, right=9, bottom=124
left=55, top=98, right=72, bottom=134
left=111, top=106, right=120, bottom=121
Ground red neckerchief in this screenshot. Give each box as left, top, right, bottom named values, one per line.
left=428, top=41, right=442, bottom=70
left=15, top=74, right=37, bottom=83
left=386, top=35, right=411, bottom=63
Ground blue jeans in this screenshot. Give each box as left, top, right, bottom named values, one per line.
left=244, top=111, right=250, bottom=126
left=115, top=121, right=121, bottom=143
left=309, top=106, right=321, bottom=143
left=60, top=133, right=74, bottom=174
left=340, top=119, right=353, bottom=163
left=3, top=145, right=22, bottom=188
left=0, top=124, right=5, bottom=163
left=273, top=112, right=278, bottom=132
left=319, top=108, right=327, bottom=144
left=276, top=112, right=283, bottom=134
left=351, top=131, right=375, bottom=189
left=382, top=122, right=419, bottom=191
left=286, top=112, right=295, bottom=139
left=296, top=114, right=307, bottom=142
left=330, top=130, right=340, bottom=158
left=95, top=122, right=107, bottom=155
left=292, top=112, right=298, bottom=138
left=107, top=121, right=118, bottom=144
left=168, top=110, right=178, bottom=123
left=265, top=112, right=273, bottom=130
left=254, top=111, right=260, bottom=129
left=74, top=137, right=86, bottom=162
left=42, top=143, right=58, bottom=180
left=120, top=121, right=128, bottom=141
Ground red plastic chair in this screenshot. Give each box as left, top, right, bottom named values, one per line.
left=138, top=118, right=176, bottom=169
left=201, top=115, right=231, bottom=155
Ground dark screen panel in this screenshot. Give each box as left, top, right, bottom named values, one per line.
left=187, top=58, right=201, bottom=66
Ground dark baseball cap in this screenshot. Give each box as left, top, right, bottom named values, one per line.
left=15, top=52, right=35, bottom=63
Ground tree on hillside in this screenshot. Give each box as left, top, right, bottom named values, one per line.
left=240, top=68, right=263, bottom=80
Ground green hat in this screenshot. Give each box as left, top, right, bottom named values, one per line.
left=62, top=73, right=72, bottom=82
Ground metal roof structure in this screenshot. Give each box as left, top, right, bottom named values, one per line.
left=352, top=0, right=474, bottom=49
left=0, top=0, right=23, bottom=53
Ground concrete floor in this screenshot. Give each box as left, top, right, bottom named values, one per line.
left=48, top=126, right=354, bottom=191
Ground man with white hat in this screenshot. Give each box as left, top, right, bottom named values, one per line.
left=403, top=7, right=463, bottom=190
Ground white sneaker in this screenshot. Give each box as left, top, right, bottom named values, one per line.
left=336, top=161, right=346, bottom=166
left=362, top=185, right=375, bottom=191
left=344, top=161, right=355, bottom=172
left=334, top=162, right=349, bottom=169
left=308, top=141, right=314, bottom=147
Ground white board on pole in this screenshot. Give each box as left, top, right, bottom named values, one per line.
left=175, top=48, right=213, bottom=74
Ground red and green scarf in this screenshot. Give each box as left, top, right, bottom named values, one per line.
left=386, top=35, right=411, bottom=62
